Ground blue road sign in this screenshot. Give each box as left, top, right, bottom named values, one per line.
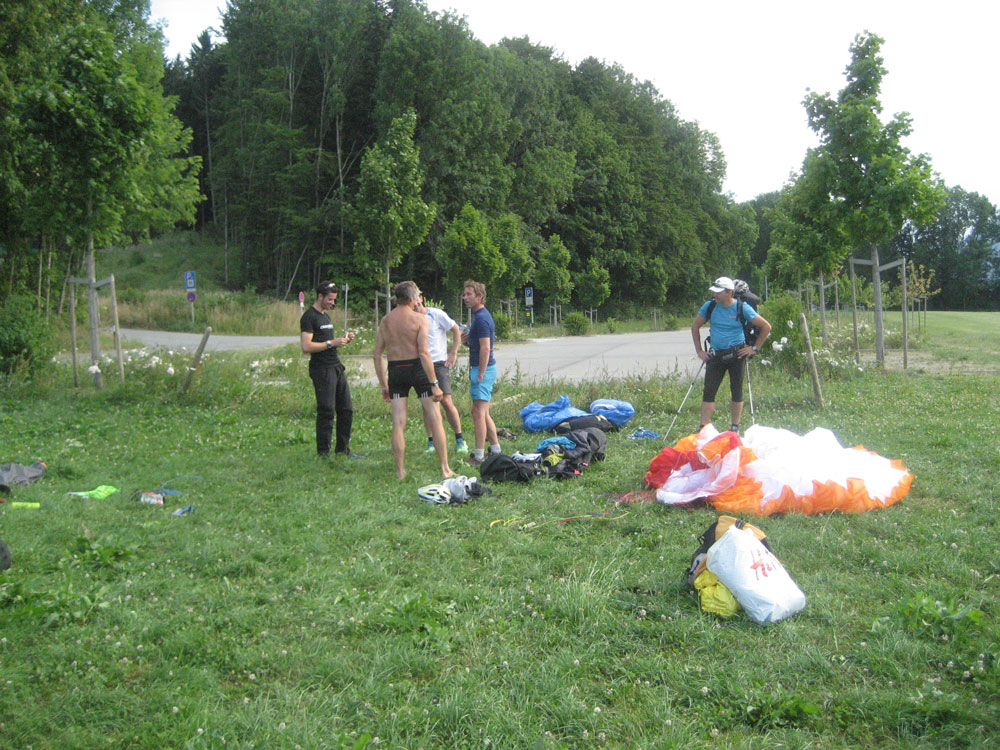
left=184, top=271, right=196, bottom=291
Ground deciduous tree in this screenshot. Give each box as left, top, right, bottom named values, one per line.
left=802, top=32, right=943, bottom=361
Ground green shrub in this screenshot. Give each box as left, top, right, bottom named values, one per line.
left=0, top=294, right=55, bottom=376
left=605, top=316, right=618, bottom=333
left=661, top=312, right=682, bottom=330
left=493, top=310, right=512, bottom=339
left=758, top=294, right=809, bottom=375
left=562, top=311, right=589, bottom=335
left=758, top=294, right=866, bottom=379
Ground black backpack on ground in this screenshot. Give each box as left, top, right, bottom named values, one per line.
left=554, top=414, right=618, bottom=434
left=563, top=427, right=608, bottom=464
left=479, top=453, right=541, bottom=483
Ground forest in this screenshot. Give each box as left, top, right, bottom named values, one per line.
left=2, top=0, right=998, bottom=313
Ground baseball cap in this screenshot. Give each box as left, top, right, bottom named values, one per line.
left=709, top=277, right=735, bottom=293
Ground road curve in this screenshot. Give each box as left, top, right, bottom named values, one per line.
left=117, top=327, right=701, bottom=383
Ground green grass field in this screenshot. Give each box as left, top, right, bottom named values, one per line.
left=2, top=292, right=998, bottom=747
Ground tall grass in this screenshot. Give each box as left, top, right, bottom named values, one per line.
left=113, top=288, right=305, bottom=335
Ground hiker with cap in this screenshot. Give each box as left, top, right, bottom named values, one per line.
left=300, top=281, right=363, bottom=459
left=691, top=276, right=771, bottom=434
left=374, top=281, right=456, bottom=480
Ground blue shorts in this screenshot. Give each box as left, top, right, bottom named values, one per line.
left=469, top=364, right=497, bottom=401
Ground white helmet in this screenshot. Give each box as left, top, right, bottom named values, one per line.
left=418, top=484, right=452, bottom=504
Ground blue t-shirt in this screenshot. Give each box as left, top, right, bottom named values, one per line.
left=468, top=307, right=496, bottom=367
left=698, top=299, right=758, bottom=351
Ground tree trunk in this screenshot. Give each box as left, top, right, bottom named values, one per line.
left=818, top=269, right=827, bottom=341
left=58, top=246, right=74, bottom=316
left=202, top=90, right=216, bottom=225
left=45, top=242, right=53, bottom=317
left=871, top=243, right=884, bottom=365
left=86, top=230, right=103, bottom=389
left=385, top=258, right=391, bottom=317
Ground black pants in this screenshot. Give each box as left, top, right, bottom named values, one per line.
left=309, top=363, right=353, bottom=455
left=703, top=351, right=745, bottom=404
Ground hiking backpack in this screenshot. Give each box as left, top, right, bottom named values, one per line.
left=554, top=414, right=617, bottom=434
left=479, top=453, right=542, bottom=483
left=562, top=427, right=608, bottom=464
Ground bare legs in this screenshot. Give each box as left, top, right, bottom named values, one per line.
left=420, top=395, right=455, bottom=478
left=390, top=396, right=454, bottom=480
left=471, top=399, right=497, bottom=451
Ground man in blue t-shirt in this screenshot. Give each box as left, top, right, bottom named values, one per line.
left=690, top=276, right=771, bottom=434
left=461, top=280, right=500, bottom=466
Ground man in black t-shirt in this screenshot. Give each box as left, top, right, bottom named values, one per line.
left=299, top=281, right=362, bottom=458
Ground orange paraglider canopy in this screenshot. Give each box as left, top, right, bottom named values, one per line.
left=645, top=425, right=911, bottom=515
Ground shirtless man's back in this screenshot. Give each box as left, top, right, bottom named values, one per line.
left=373, top=281, right=454, bottom=480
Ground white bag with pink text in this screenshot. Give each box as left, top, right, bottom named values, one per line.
left=706, top=525, right=806, bottom=625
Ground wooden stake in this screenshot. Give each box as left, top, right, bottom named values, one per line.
left=800, top=312, right=825, bottom=409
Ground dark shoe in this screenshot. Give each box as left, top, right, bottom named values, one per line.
left=497, top=427, right=517, bottom=440
left=466, top=454, right=485, bottom=467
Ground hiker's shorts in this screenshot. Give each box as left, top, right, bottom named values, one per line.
left=388, top=358, right=435, bottom=400
left=703, top=353, right=745, bottom=403
left=433, top=361, right=453, bottom=395
left=469, top=364, right=497, bottom=401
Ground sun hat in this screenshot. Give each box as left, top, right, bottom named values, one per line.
left=709, top=277, right=735, bottom=293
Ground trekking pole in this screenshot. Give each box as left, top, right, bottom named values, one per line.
left=745, top=357, right=755, bottom=426
left=664, top=359, right=705, bottom=441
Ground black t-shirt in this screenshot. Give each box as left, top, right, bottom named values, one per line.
left=300, top=306, right=341, bottom=366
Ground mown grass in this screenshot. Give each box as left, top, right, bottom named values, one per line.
left=2, top=313, right=998, bottom=748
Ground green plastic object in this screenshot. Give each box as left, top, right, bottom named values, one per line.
left=68, top=485, right=119, bottom=499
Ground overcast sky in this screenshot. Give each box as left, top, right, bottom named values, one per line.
left=150, top=0, right=998, bottom=205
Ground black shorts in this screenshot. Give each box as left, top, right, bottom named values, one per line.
left=433, top=362, right=452, bottom=395
left=703, top=351, right=746, bottom=403
left=387, top=359, right=434, bottom=400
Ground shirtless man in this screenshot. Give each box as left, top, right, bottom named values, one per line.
left=373, top=281, right=455, bottom=480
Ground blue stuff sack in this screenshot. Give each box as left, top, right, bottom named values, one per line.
left=520, top=396, right=589, bottom=433
left=589, top=398, right=636, bottom=427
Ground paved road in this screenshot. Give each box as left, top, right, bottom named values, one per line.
left=118, top=327, right=701, bottom=383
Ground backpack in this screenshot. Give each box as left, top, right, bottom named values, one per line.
left=705, top=279, right=761, bottom=345
left=554, top=414, right=617, bottom=434
left=563, top=427, right=608, bottom=464
left=685, top=515, right=772, bottom=587
left=479, top=453, right=541, bottom=483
